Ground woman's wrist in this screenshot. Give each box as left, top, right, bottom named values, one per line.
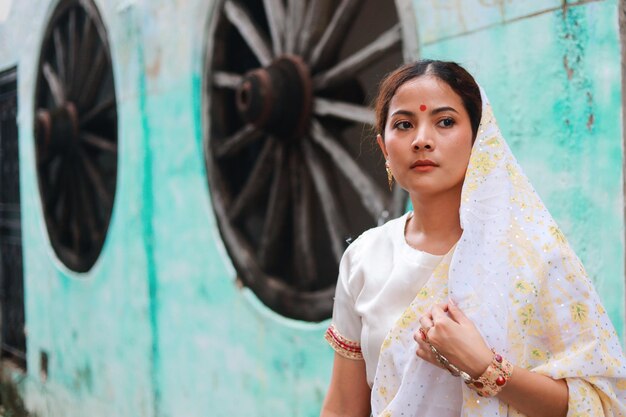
left=426, top=343, right=514, bottom=397
left=465, top=347, right=493, bottom=379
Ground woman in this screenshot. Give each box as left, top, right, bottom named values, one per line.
left=320, top=60, right=626, bottom=417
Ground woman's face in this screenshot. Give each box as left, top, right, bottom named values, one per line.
left=377, top=76, right=474, bottom=197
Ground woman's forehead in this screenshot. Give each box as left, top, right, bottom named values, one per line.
left=390, top=76, right=463, bottom=109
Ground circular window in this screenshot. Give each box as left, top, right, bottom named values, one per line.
left=204, top=0, right=408, bottom=320
left=34, top=0, right=118, bottom=272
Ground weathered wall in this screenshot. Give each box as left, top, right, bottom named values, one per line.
left=1, top=1, right=155, bottom=416
left=0, top=0, right=623, bottom=417
left=1, top=0, right=336, bottom=416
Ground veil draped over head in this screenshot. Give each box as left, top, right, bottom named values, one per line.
left=371, top=88, right=626, bottom=417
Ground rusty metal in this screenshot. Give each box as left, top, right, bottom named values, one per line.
left=34, top=0, right=117, bottom=273
left=236, top=55, right=312, bottom=139
left=204, top=0, right=406, bottom=321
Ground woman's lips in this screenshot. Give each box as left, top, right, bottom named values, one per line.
left=411, top=160, right=438, bottom=172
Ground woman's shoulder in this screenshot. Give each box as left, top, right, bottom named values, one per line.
left=345, top=212, right=407, bottom=257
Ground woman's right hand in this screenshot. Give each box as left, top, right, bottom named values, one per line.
left=415, top=302, right=492, bottom=379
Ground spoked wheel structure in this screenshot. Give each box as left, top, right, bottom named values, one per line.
left=34, top=0, right=117, bottom=273
left=204, top=0, right=408, bottom=320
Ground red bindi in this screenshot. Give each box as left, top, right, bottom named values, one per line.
left=419, top=104, right=427, bottom=112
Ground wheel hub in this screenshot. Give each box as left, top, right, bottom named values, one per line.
left=236, top=55, right=312, bottom=140
left=36, top=102, right=80, bottom=154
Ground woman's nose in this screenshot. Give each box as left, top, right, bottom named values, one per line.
left=411, top=130, right=434, bottom=151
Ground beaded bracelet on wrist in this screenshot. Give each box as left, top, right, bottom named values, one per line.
left=428, top=344, right=513, bottom=397
left=467, top=351, right=513, bottom=397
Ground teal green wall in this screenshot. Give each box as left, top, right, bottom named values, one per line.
left=139, top=2, right=331, bottom=416
left=2, top=1, right=334, bottom=416
left=7, top=2, right=156, bottom=416
left=0, top=0, right=623, bottom=416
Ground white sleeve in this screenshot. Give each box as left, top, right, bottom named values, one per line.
left=324, top=242, right=364, bottom=360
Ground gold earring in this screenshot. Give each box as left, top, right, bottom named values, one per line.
left=385, top=161, right=394, bottom=190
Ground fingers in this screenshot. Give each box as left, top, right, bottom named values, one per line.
left=430, top=303, right=449, bottom=324
left=413, top=332, right=441, bottom=366
left=414, top=331, right=427, bottom=345
left=418, top=312, right=434, bottom=333
left=447, top=298, right=470, bottom=325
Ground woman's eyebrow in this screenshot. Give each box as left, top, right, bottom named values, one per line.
left=390, top=109, right=415, bottom=117
left=431, top=106, right=459, bottom=115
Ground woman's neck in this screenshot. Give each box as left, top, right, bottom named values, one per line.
left=406, top=188, right=463, bottom=255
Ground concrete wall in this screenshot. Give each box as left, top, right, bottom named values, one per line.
left=0, top=0, right=623, bottom=416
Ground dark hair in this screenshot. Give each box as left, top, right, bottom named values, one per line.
left=374, top=60, right=482, bottom=140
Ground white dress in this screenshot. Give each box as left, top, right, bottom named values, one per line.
left=325, top=211, right=445, bottom=387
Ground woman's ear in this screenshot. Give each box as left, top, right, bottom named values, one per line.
left=376, top=134, right=388, bottom=159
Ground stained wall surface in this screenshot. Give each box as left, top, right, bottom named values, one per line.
left=0, top=0, right=622, bottom=417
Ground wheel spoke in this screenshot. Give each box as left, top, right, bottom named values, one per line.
left=78, top=47, right=107, bottom=110
left=290, top=150, right=317, bottom=288
left=313, top=24, right=401, bottom=90
left=53, top=28, right=66, bottom=84
left=297, top=0, right=331, bottom=56
left=310, top=119, right=387, bottom=218
left=284, top=0, right=305, bottom=54
left=228, top=137, right=277, bottom=220
left=214, top=124, right=264, bottom=158
left=80, top=95, right=115, bottom=126
left=76, top=163, right=101, bottom=241
left=59, top=171, right=72, bottom=235
left=68, top=8, right=77, bottom=87
left=302, top=139, right=348, bottom=263
left=262, top=0, right=285, bottom=55
left=46, top=159, right=67, bottom=211
left=212, top=71, right=242, bottom=89
left=224, top=0, right=273, bottom=67
left=80, top=150, right=113, bottom=208
left=43, top=62, right=66, bottom=106
left=74, top=15, right=95, bottom=94
left=68, top=167, right=81, bottom=253
left=309, top=0, right=361, bottom=69
left=313, top=97, right=374, bottom=125
left=258, top=146, right=288, bottom=269
left=37, top=150, right=57, bottom=166
left=82, top=132, right=117, bottom=153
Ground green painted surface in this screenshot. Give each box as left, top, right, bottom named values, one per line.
left=0, top=0, right=623, bottom=416
left=9, top=2, right=156, bottom=416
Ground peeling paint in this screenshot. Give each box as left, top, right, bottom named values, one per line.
left=564, top=55, right=574, bottom=79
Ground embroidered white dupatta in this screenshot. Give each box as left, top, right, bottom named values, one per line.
left=371, top=89, right=626, bottom=417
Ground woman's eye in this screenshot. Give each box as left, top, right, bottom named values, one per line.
left=438, top=118, right=455, bottom=128
left=394, top=121, right=412, bottom=130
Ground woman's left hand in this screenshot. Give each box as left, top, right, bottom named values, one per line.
left=413, top=301, right=493, bottom=379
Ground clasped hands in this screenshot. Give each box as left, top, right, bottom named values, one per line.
left=414, top=300, right=493, bottom=379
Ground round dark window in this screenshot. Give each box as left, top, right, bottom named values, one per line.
left=34, top=0, right=118, bottom=272
left=203, top=0, right=409, bottom=321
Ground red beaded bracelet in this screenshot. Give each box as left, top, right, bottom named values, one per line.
left=465, top=351, right=514, bottom=397
left=425, top=339, right=513, bottom=398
